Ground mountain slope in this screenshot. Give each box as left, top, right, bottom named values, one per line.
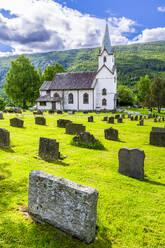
left=0, top=40, right=165, bottom=96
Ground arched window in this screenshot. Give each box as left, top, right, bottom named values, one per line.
left=103, top=56, right=106, bottom=63
left=68, top=93, right=73, bottom=104
left=54, top=93, right=60, bottom=98
left=102, top=88, right=107, bottom=95
left=83, top=93, right=89, bottom=104
left=102, top=98, right=107, bottom=106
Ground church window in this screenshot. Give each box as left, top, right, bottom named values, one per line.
left=102, top=98, right=107, bottom=106
left=68, top=93, right=74, bottom=104
left=40, top=102, right=46, bottom=106
left=103, top=56, right=106, bottom=63
left=54, top=93, right=60, bottom=97
left=83, top=93, right=89, bottom=104
left=102, top=88, right=107, bottom=95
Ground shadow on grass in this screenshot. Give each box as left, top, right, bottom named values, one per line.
left=34, top=155, right=70, bottom=166
left=143, top=178, right=165, bottom=187
left=0, top=146, right=15, bottom=153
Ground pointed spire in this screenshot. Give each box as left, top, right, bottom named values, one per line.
left=101, top=22, right=113, bottom=54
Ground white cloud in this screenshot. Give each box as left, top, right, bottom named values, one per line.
left=0, top=0, right=137, bottom=56
left=133, top=27, right=165, bottom=43
left=157, top=6, right=165, bottom=12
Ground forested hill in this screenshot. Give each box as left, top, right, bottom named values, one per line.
left=0, top=40, right=165, bottom=96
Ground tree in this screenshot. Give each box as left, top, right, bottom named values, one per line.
left=5, top=55, right=41, bottom=108
left=118, top=85, right=134, bottom=106
left=137, top=75, right=151, bottom=105
left=149, top=77, right=165, bottom=112
left=0, top=96, right=5, bottom=110
left=43, top=63, right=66, bottom=81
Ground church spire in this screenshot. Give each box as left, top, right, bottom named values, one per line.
left=101, top=22, right=113, bottom=54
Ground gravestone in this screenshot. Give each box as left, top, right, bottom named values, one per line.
left=33, top=110, right=43, bottom=115
left=158, top=117, right=161, bottom=122
left=83, top=111, right=88, bottom=114
left=121, top=114, right=125, bottom=119
left=118, top=148, right=145, bottom=179
left=103, top=116, right=108, bottom=121
left=154, top=118, right=157, bottom=122
left=128, top=114, right=131, bottom=118
left=162, top=117, right=165, bottom=122
left=88, top=116, right=94, bottom=122
left=104, top=127, right=118, bottom=141
left=153, top=113, right=155, bottom=118
left=57, top=110, right=63, bottom=114
left=10, top=118, right=24, bottom=128
left=138, top=119, right=144, bottom=126
left=39, top=137, right=60, bottom=160
left=28, top=170, right=98, bottom=244
left=135, top=115, right=138, bottom=121
left=117, top=118, right=123, bottom=123
left=0, top=112, right=4, bottom=120
left=35, top=117, right=46, bottom=125
left=150, top=127, right=165, bottom=147
left=65, top=123, right=86, bottom=135
left=0, top=128, right=10, bottom=147
left=144, top=116, right=146, bottom=119
left=115, top=114, right=120, bottom=119
left=57, top=119, right=72, bottom=128
left=131, top=116, right=134, bottom=121
left=49, top=110, right=55, bottom=114
left=139, top=115, right=143, bottom=120
left=108, top=116, right=114, bottom=124
left=73, top=132, right=98, bottom=145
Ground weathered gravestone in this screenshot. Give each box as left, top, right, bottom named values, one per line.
left=128, top=114, right=131, bottom=118
left=0, top=112, right=4, bottom=120
left=39, top=137, right=60, bottom=160
left=121, top=114, right=125, bottom=119
left=158, top=117, right=161, bottom=122
left=57, top=119, right=72, bottom=128
left=118, top=148, right=145, bottom=179
left=115, top=114, right=120, bottom=119
left=135, top=115, right=138, bottom=121
left=35, top=117, right=46, bottom=125
left=88, top=116, right=94, bottom=122
left=103, top=116, right=108, bottom=121
left=65, top=123, right=86, bottom=135
left=138, top=119, right=144, bottom=126
left=154, top=118, right=157, bottom=122
left=162, top=117, right=165, bottom=122
left=150, top=127, right=165, bottom=147
left=108, top=116, right=114, bottom=124
left=28, top=170, right=98, bottom=244
left=0, top=128, right=10, bottom=147
left=33, top=110, right=43, bottom=115
left=104, top=127, right=118, bottom=141
left=139, top=115, right=143, bottom=120
left=73, top=132, right=98, bottom=145
left=131, top=116, right=134, bottom=121
left=117, top=118, right=123, bottom=123
left=10, top=118, right=24, bottom=127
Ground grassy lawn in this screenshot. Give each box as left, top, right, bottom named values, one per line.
left=0, top=112, right=165, bottom=248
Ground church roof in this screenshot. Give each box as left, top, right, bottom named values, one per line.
left=48, top=71, right=97, bottom=90
left=39, top=81, right=52, bottom=91
left=101, top=22, right=113, bottom=55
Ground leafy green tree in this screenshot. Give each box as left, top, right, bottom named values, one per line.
left=138, top=75, right=151, bottom=105
left=0, top=96, right=5, bottom=110
left=5, top=55, right=41, bottom=108
left=43, top=62, right=66, bottom=81
left=118, top=85, right=134, bottom=106
left=149, top=77, right=165, bottom=112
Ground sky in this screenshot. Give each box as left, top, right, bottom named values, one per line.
left=0, top=0, right=165, bottom=56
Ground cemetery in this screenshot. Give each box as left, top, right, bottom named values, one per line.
left=0, top=110, right=164, bottom=248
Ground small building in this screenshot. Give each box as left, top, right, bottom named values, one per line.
left=37, top=23, right=118, bottom=111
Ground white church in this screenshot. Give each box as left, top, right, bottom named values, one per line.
left=37, top=23, right=118, bottom=111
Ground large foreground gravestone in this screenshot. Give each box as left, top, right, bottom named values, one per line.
left=35, top=117, right=46, bottom=125
left=39, top=137, right=60, bottom=160
left=118, top=148, right=145, bottom=179
left=150, top=127, right=165, bottom=147
left=104, top=127, right=118, bottom=141
left=57, top=119, right=72, bottom=128
left=0, top=128, right=10, bottom=147
left=10, top=117, right=24, bottom=127
left=28, top=170, right=98, bottom=244
left=65, top=123, right=86, bottom=135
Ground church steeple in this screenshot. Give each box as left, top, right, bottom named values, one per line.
left=101, top=22, right=113, bottom=55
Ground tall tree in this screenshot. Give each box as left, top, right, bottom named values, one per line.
left=137, top=75, right=151, bottom=105
left=5, top=55, right=41, bottom=108
left=149, top=77, right=165, bottom=113
left=43, top=62, right=66, bottom=81
left=118, top=85, right=134, bottom=106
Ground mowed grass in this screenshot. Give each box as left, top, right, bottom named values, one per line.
left=0, top=112, right=165, bottom=248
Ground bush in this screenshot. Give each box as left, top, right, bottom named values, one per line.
left=71, top=140, right=105, bottom=150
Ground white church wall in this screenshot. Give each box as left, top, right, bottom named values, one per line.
left=37, top=101, right=52, bottom=111
left=50, top=91, right=63, bottom=98
left=40, top=91, right=47, bottom=96
left=79, top=90, right=93, bottom=111
left=98, top=51, right=114, bottom=72
left=63, top=90, right=78, bottom=110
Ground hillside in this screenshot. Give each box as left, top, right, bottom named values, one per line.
left=0, top=40, right=165, bottom=96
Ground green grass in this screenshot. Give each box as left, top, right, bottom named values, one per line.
left=0, top=111, right=165, bottom=248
